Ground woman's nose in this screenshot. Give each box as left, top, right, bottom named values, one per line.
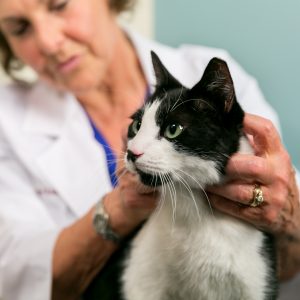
left=34, top=17, right=64, bottom=55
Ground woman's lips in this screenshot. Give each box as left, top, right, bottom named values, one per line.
left=56, top=55, right=81, bottom=74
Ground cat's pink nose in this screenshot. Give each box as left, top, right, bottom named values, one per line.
left=127, top=150, right=143, bottom=162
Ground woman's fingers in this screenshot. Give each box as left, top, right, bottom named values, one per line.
left=117, top=161, right=159, bottom=210
left=208, top=193, right=281, bottom=232
left=243, top=113, right=282, bottom=155
left=207, top=182, right=269, bottom=206
left=224, top=114, right=286, bottom=185
left=226, top=154, right=273, bottom=184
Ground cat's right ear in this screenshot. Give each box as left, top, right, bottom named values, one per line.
left=151, top=51, right=182, bottom=89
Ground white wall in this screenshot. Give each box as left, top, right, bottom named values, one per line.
left=0, top=0, right=154, bottom=83
left=119, top=0, right=154, bottom=38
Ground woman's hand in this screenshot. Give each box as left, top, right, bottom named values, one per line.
left=208, top=114, right=300, bottom=280
left=207, top=113, right=300, bottom=280
left=208, top=113, right=300, bottom=235
left=117, top=167, right=159, bottom=221
left=104, top=159, right=159, bottom=237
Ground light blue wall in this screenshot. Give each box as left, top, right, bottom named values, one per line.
left=155, top=0, right=300, bottom=170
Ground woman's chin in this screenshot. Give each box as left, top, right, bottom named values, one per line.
left=47, top=74, right=102, bottom=95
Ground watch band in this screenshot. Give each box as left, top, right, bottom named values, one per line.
left=93, top=197, right=122, bottom=243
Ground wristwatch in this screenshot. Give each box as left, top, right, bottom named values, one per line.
left=93, top=197, right=122, bottom=243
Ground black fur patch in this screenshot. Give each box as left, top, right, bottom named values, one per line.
left=137, top=169, right=171, bottom=187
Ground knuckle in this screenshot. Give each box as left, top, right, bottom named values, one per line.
left=272, top=154, right=291, bottom=186
left=274, top=191, right=287, bottom=208
left=264, top=209, right=278, bottom=225
left=237, top=185, right=251, bottom=202
left=278, top=150, right=292, bottom=171
left=261, top=119, right=275, bottom=136
left=281, top=149, right=291, bottom=164
left=248, top=159, right=265, bottom=177
left=273, top=170, right=289, bottom=189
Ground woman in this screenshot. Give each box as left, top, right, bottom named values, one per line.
left=0, top=0, right=299, bottom=299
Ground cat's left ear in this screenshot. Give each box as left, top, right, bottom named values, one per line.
left=151, top=51, right=182, bottom=89
left=190, top=58, right=236, bottom=113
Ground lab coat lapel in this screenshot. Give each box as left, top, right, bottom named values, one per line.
left=22, top=82, right=112, bottom=217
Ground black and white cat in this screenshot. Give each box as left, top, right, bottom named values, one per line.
left=121, top=52, right=278, bottom=300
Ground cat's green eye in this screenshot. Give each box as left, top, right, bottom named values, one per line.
left=164, top=123, right=184, bottom=139
left=131, top=120, right=141, bottom=134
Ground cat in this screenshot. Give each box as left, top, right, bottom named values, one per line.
left=121, top=51, right=278, bottom=300
left=83, top=51, right=278, bottom=300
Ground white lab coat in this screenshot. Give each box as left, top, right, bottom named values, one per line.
left=0, top=29, right=297, bottom=300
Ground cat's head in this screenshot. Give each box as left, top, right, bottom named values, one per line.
left=125, top=51, right=244, bottom=188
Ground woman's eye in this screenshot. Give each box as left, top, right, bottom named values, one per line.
left=164, top=123, right=184, bottom=139
left=131, top=120, right=141, bottom=134
left=50, top=0, right=69, bottom=11
left=10, top=20, right=30, bottom=37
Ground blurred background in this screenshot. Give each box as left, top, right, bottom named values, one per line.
left=155, top=0, right=300, bottom=171
left=0, top=0, right=299, bottom=170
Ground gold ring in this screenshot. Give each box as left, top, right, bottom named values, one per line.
left=249, top=185, right=264, bottom=207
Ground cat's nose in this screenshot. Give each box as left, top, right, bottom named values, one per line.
left=127, top=150, right=143, bottom=162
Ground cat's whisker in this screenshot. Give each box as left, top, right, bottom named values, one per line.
left=161, top=174, right=171, bottom=216
left=163, top=174, right=176, bottom=234
left=172, top=98, right=215, bottom=112
left=172, top=171, right=201, bottom=221
left=193, top=150, right=247, bottom=182
left=115, top=168, right=128, bottom=181
left=105, top=158, right=126, bottom=167
left=201, top=151, right=231, bottom=162
left=97, top=142, right=126, bottom=156
left=169, top=86, right=184, bottom=112
left=170, top=176, right=178, bottom=226
left=165, top=173, right=177, bottom=227
left=153, top=173, right=166, bottom=220
left=110, top=163, right=127, bottom=179
left=194, top=150, right=230, bottom=158
left=110, top=170, right=127, bottom=187
left=178, top=169, right=215, bottom=217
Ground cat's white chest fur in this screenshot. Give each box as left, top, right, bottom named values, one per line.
left=122, top=185, right=269, bottom=300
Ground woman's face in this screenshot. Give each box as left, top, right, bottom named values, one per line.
left=0, top=0, right=118, bottom=93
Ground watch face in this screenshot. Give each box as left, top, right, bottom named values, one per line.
left=93, top=201, right=121, bottom=243
left=98, top=218, right=107, bottom=231
left=94, top=214, right=108, bottom=233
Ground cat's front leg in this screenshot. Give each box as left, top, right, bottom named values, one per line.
left=121, top=221, right=169, bottom=300
left=122, top=252, right=168, bottom=300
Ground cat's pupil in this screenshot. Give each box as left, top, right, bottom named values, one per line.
left=169, top=124, right=177, bottom=134
left=132, top=120, right=141, bottom=134
left=164, top=123, right=184, bottom=139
